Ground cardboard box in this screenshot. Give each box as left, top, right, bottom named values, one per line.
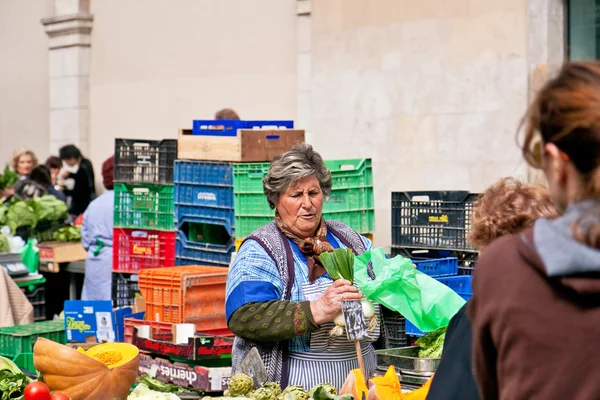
left=38, top=242, right=87, bottom=273
left=138, top=354, right=231, bottom=393
left=64, top=301, right=143, bottom=343
left=178, top=128, right=305, bottom=162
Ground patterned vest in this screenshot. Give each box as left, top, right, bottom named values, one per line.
left=231, top=220, right=367, bottom=386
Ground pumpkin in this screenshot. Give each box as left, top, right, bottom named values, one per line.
left=340, top=369, right=368, bottom=400
left=367, top=365, right=401, bottom=400
left=33, top=338, right=139, bottom=400
left=402, top=375, right=433, bottom=400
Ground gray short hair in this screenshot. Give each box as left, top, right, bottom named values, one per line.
left=263, top=143, right=332, bottom=209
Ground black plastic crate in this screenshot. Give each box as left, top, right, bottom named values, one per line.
left=24, top=286, right=46, bottom=322
left=112, top=272, right=139, bottom=308
left=391, top=246, right=478, bottom=275
left=392, top=191, right=479, bottom=252
left=377, top=307, right=407, bottom=349
left=114, top=139, right=178, bottom=184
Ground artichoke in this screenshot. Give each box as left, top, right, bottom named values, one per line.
left=225, top=373, right=254, bottom=397
left=262, top=382, right=282, bottom=396
left=280, top=385, right=310, bottom=400
left=309, top=383, right=337, bottom=398
left=249, top=387, right=279, bottom=400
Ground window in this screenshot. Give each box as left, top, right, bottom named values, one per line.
left=569, top=0, right=600, bottom=60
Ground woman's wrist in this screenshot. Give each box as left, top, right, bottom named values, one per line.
left=310, top=300, right=327, bottom=325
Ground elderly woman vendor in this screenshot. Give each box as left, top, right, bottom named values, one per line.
left=226, top=143, right=378, bottom=389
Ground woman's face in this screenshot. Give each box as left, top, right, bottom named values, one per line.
left=49, top=168, right=60, bottom=184
left=17, top=154, right=34, bottom=176
left=276, top=175, right=325, bottom=238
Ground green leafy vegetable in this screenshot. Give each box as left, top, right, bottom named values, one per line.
left=6, top=201, right=37, bottom=233
left=31, top=196, right=67, bottom=223
left=139, top=374, right=204, bottom=396
left=0, top=355, right=30, bottom=400
left=416, top=327, right=447, bottom=358
left=0, top=205, right=6, bottom=226
left=0, top=234, right=9, bottom=253
left=0, top=165, right=19, bottom=190
left=52, top=226, right=81, bottom=242
left=319, top=248, right=354, bottom=282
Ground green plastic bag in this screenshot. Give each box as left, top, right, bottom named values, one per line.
left=19, top=239, right=39, bottom=274
left=355, top=248, right=466, bottom=333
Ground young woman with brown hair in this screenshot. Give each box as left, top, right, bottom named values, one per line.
left=469, top=62, right=600, bottom=399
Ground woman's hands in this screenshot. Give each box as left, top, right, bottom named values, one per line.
left=310, top=279, right=363, bottom=325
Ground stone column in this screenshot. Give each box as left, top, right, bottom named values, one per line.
left=41, top=0, right=93, bottom=155
left=297, top=0, right=312, bottom=142
left=526, top=0, right=565, bottom=185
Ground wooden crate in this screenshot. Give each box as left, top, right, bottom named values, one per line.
left=38, top=242, right=87, bottom=273
left=177, top=128, right=305, bottom=162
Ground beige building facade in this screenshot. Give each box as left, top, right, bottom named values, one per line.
left=0, top=0, right=568, bottom=245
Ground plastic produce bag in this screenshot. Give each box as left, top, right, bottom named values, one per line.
left=354, top=248, right=465, bottom=333
left=19, top=238, right=39, bottom=274
left=1, top=226, right=25, bottom=253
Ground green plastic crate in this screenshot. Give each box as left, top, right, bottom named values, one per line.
left=326, top=158, right=373, bottom=188
left=13, top=353, right=35, bottom=373
left=323, top=187, right=374, bottom=213
left=234, top=210, right=375, bottom=239
left=0, top=320, right=65, bottom=358
left=233, top=163, right=270, bottom=193
left=114, top=183, right=175, bottom=231
left=324, top=209, right=375, bottom=234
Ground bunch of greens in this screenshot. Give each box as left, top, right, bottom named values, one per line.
left=52, top=226, right=81, bottom=242
left=0, top=355, right=30, bottom=400
left=30, top=196, right=67, bottom=223
left=0, top=233, right=9, bottom=253
left=416, top=327, right=447, bottom=358
left=0, top=205, right=6, bottom=226
left=0, top=165, right=18, bottom=190
left=319, top=248, right=355, bottom=282
left=139, top=374, right=204, bottom=396
left=6, top=201, right=37, bottom=233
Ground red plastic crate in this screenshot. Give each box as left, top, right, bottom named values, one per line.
left=123, top=318, right=233, bottom=344
left=139, top=266, right=229, bottom=332
left=113, top=228, right=176, bottom=273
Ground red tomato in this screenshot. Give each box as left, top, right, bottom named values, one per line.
left=50, top=393, right=70, bottom=400
left=24, top=382, right=51, bottom=400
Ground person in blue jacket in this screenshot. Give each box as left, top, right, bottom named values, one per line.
left=81, top=155, right=114, bottom=300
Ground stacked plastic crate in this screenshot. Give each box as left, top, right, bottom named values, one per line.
left=233, top=158, right=375, bottom=245
left=174, top=120, right=298, bottom=267
left=112, top=139, right=178, bottom=307
left=382, top=191, right=480, bottom=343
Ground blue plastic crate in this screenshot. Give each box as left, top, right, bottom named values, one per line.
left=406, top=275, right=473, bottom=337
left=174, top=160, right=235, bottom=209
left=192, top=120, right=294, bottom=136
left=413, top=257, right=458, bottom=277
left=174, top=206, right=235, bottom=237
left=175, top=231, right=234, bottom=266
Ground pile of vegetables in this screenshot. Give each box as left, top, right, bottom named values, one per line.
left=0, top=232, right=9, bottom=253
left=200, top=375, right=350, bottom=400
left=33, top=338, right=140, bottom=400
left=415, top=327, right=446, bottom=359
left=0, top=165, right=19, bottom=190
left=0, top=355, right=29, bottom=400
left=340, top=366, right=432, bottom=400
left=52, top=226, right=81, bottom=242
left=319, top=248, right=377, bottom=336
left=0, top=196, right=67, bottom=234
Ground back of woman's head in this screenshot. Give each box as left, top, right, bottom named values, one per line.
left=521, top=61, right=600, bottom=248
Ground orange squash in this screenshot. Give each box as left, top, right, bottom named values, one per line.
left=367, top=365, right=402, bottom=400
left=34, top=338, right=139, bottom=400
left=402, top=375, right=434, bottom=400
left=340, top=369, right=368, bottom=400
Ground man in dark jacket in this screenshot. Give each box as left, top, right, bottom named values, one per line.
left=426, top=178, right=559, bottom=400
left=58, top=145, right=96, bottom=217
